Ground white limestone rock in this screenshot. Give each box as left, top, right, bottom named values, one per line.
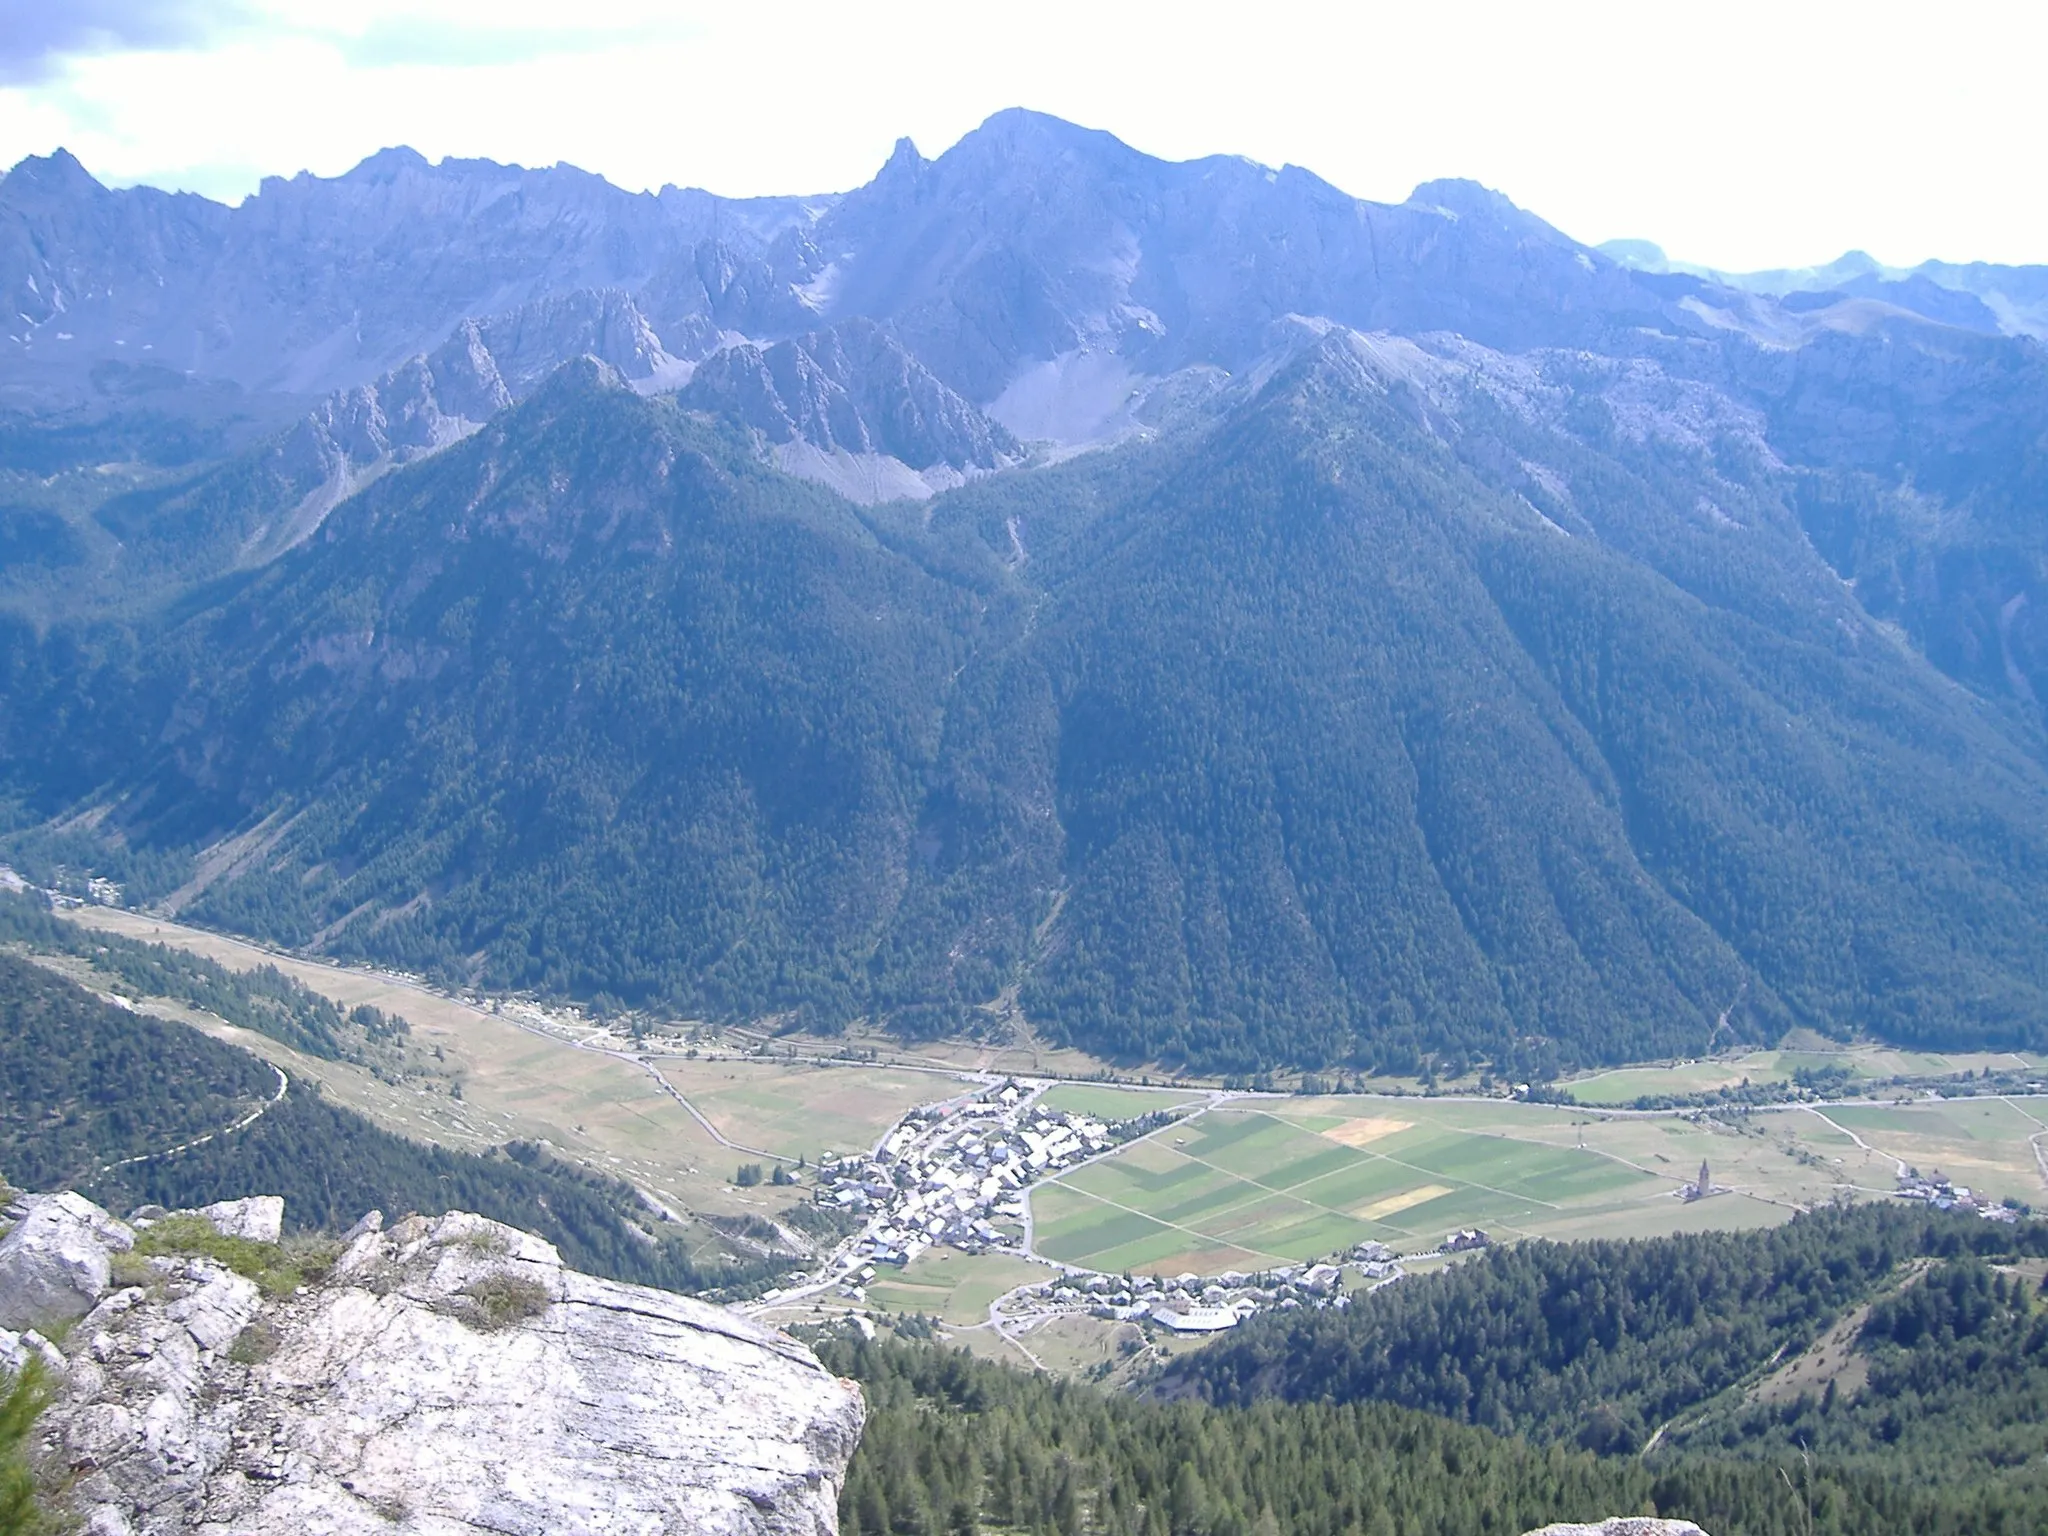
left=1523, top=1522, right=1712, bottom=1536
left=0, top=1192, right=134, bottom=1330
left=0, top=1325, right=65, bottom=1378
left=39, top=1205, right=863, bottom=1536
left=194, top=1197, right=285, bottom=1244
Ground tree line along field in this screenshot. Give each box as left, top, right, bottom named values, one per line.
left=1562, top=1043, right=2048, bottom=1105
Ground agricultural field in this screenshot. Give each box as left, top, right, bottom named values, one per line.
left=1028, top=1090, right=2048, bottom=1275
left=1563, top=1044, right=2047, bottom=1105
left=1810, top=1098, right=2048, bottom=1206
left=54, top=908, right=849, bottom=1218
left=1035, top=1083, right=1209, bottom=1120
left=863, top=1249, right=1048, bottom=1325
left=1034, top=1102, right=1656, bottom=1272
left=653, top=1058, right=961, bottom=1163
left=53, top=907, right=2048, bottom=1283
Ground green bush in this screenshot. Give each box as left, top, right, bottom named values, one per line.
left=0, top=1359, right=55, bottom=1536
left=132, top=1215, right=333, bottom=1299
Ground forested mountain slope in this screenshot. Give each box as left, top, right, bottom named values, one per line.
left=992, top=338, right=2048, bottom=1069
left=1163, top=1203, right=2048, bottom=1479
left=8, top=114, right=2048, bottom=1075
left=829, top=1334, right=2043, bottom=1536
left=1, top=361, right=1004, bottom=1020
left=0, top=941, right=782, bottom=1294
left=7, top=330, right=2048, bottom=1075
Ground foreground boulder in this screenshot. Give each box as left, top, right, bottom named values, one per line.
left=0, top=1191, right=135, bottom=1330
left=30, top=1200, right=863, bottom=1536
left=1524, top=1523, right=1710, bottom=1536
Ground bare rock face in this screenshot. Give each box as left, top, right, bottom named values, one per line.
left=39, top=1204, right=863, bottom=1536
left=0, top=1191, right=135, bottom=1330
left=1523, top=1522, right=1712, bottom=1536
left=194, top=1197, right=285, bottom=1244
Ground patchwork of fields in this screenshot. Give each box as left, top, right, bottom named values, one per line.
left=1032, top=1090, right=2048, bottom=1274
left=1032, top=1104, right=1664, bottom=1273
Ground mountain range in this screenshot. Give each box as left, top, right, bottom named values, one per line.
left=3, top=109, right=2047, bottom=1077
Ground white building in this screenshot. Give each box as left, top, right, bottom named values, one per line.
left=1153, top=1305, right=1241, bottom=1333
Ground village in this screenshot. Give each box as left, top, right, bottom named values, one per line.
left=1897, top=1166, right=2025, bottom=1222
left=758, top=1073, right=2037, bottom=1344
left=761, top=1081, right=1445, bottom=1335
left=994, top=1236, right=1414, bottom=1335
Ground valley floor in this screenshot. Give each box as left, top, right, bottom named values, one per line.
left=46, top=904, right=2048, bottom=1378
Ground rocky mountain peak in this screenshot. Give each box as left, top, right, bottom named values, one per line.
left=1, top=146, right=102, bottom=198
left=339, top=145, right=434, bottom=185
left=679, top=317, right=1020, bottom=501
left=876, top=135, right=927, bottom=186
left=1405, top=177, right=1580, bottom=247
left=531, top=351, right=632, bottom=400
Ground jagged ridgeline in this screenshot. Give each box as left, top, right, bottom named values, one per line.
left=0, top=948, right=781, bottom=1295
left=7, top=340, right=2048, bottom=1076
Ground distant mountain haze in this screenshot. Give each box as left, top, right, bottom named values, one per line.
left=3, top=110, right=2047, bottom=1076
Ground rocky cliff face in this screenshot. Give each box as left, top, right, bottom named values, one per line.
left=1, top=1193, right=863, bottom=1536
left=680, top=317, right=1021, bottom=500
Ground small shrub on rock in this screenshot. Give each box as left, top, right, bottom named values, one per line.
left=456, top=1270, right=551, bottom=1331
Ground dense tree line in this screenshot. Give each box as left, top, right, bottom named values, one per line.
left=822, top=1335, right=2046, bottom=1536
left=0, top=892, right=388, bottom=1061
left=1167, top=1204, right=2048, bottom=1458
left=0, top=949, right=277, bottom=1188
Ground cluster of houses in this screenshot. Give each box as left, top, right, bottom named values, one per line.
left=814, top=1086, right=1123, bottom=1270
left=1897, top=1166, right=2022, bottom=1222
left=998, top=1240, right=1410, bottom=1334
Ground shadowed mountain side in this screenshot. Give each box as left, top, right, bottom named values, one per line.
left=26, top=364, right=1009, bottom=1021
left=7, top=341, right=2048, bottom=1074
left=978, top=342, right=2048, bottom=1070
left=22, top=291, right=695, bottom=610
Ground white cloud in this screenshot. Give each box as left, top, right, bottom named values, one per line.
left=1, top=0, right=2042, bottom=271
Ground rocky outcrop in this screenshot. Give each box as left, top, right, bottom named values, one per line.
left=191, top=1197, right=284, bottom=1244
left=0, top=1191, right=135, bottom=1330
left=680, top=317, right=1021, bottom=501
left=20, top=1195, right=861, bottom=1536
left=1522, top=1522, right=1711, bottom=1536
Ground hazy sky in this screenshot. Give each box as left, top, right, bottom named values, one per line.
left=0, top=0, right=2038, bottom=272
